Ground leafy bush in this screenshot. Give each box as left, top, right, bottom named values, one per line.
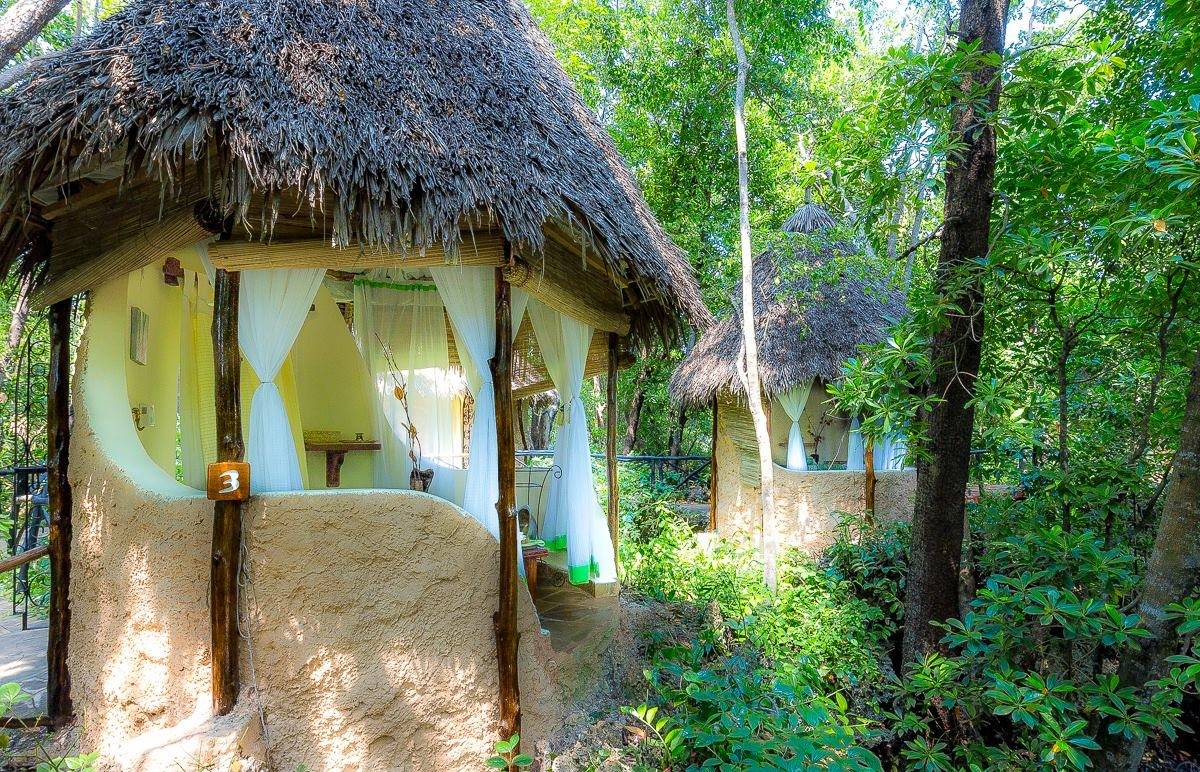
left=883, top=525, right=1196, bottom=770
left=639, top=642, right=882, bottom=770
left=621, top=504, right=884, bottom=681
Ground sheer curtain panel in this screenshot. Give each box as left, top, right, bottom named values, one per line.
left=777, top=380, right=813, bottom=471
left=239, top=268, right=324, bottom=492
left=529, top=299, right=617, bottom=584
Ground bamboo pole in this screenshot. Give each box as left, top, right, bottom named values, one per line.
left=492, top=258, right=521, bottom=744
left=210, top=268, right=243, bottom=715
left=46, top=292, right=73, bottom=727
left=207, top=235, right=507, bottom=272
left=709, top=399, right=719, bottom=531
left=606, top=333, right=619, bottom=564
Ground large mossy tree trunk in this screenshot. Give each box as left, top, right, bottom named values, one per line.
left=901, top=0, right=1008, bottom=665
left=1098, top=346, right=1200, bottom=771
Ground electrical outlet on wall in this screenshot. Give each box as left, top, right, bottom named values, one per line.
left=141, top=404, right=156, bottom=428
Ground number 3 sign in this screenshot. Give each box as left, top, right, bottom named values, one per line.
left=207, top=461, right=251, bottom=501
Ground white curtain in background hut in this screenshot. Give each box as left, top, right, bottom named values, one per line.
left=352, top=279, right=460, bottom=499
left=777, top=380, right=813, bottom=471
left=240, top=268, right=324, bottom=492
left=846, top=416, right=865, bottom=471
left=529, top=299, right=617, bottom=584
left=874, top=433, right=909, bottom=471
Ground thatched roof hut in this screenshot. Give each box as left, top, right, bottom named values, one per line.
left=0, top=0, right=708, bottom=340
left=670, top=203, right=906, bottom=405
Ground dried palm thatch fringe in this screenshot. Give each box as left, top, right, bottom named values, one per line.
left=670, top=204, right=907, bottom=406
left=0, top=0, right=710, bottom=342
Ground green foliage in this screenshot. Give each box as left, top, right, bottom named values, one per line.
left=486, top=734, right=532, bottom=770
left=621, top=505, right=884, bottom=680
left=641, top=646, right=882, bottom=769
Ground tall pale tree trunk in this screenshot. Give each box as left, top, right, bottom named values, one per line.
left=1097, top=346, right=1200, bottom=771
left=0, top=0, right=69, bottom=64
left=726, top=0, right=776, bottom=592
left=901, top=0, right=1008, bottom=665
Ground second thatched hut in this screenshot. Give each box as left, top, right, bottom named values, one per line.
left=671, top=203, right=916, bottom=553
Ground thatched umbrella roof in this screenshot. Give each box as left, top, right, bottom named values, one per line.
left=0, top=0, right=709, bottom=338
left=670, top=203, right=906, bottom=406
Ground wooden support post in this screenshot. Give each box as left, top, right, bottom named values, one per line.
left=492, top=260, right=521, bottom=744
left=709, top=399, right=719, bottom=532
left=211, top=269, right=244, bottom=715
left=864, top=437, right=876, bottom=525
left=47, top=293, right=73, bottom=727
left=606, top=333, right=619, bottom=564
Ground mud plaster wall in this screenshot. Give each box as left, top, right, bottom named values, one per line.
left=714, top=405, right=916, bottom=554
left=68, top=273, right=564, bottom=770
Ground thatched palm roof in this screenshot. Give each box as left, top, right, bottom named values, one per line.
left=670, top=203, right=906, bottom=406
left=0, top=0, right=708, bottom=338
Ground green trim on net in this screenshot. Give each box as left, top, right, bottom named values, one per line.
left=352, top=277, right=437, bottom=292
left=568, top=560, right=600, bottom=585
left=544, top=535, right=568, bottom=551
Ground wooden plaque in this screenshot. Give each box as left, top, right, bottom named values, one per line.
left=207, top=462, right=250, bottom=501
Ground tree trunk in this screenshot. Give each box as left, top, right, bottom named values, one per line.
left=622, top=365, right=649, bottom=454
left=46, top=294, right=72, bottom=726
left=901, top=0, right=1007, bottom=666
left=887, top=187, right=908, bottom=262
left=0, top=270, right=34, bottom=394
left=606, top=333, right=619, bottom=565
left=905, top=178, right=931, bottom=289
left=1056, top=340, right=1072, bottom=531
left=668, top=404, right=688, bottom=458
left=492, top=265, right=521, bottom=744
left=210, top=269, right=243, bottom=717
left=727, top=0, right=777, bottom=592
left=0, top=0, right=69, bottom=64
left=1098, top=346, right=1200, bottom=771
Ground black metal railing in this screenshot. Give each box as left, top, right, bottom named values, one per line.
left=515, top=450, right=711, bottom=498
left=1, top=464, right=48, bottom=630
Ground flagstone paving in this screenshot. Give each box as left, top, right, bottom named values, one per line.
left=0, top=613, right=47, bottom=718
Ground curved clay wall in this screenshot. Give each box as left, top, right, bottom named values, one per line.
left=67, top=274, right=563, bottom=770
left=715, top=407, right=916, bottom=553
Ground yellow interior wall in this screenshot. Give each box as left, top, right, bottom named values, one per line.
left=125, top=262, right=184, bottom=477
left=127, top=251, right=311, bottom=489
left=290, top=288, right=376, bottom=489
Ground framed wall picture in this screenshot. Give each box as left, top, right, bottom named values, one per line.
left=129, top=306, right=149, bottom=365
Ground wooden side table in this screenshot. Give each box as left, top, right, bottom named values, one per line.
left=522, top=543, right=549, bottom=602
left=304, top=441, right=382, bottom=487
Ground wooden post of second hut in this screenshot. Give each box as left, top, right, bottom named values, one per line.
left=606, top=333, right=619, bottom=563
left=46, top=286, right=74, bottom=726
left=864, top=437, right=876, bottom=524
left=492, top=260, right=521, bottom=743
left=210, top=268, right=244, bottom=715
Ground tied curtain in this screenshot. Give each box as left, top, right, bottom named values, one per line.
left=240, top=268, right=324, bottom=492
left=429, top=266, right=527, bottom=537
left=777, top=380, right=813, bottom=471
left=528, top=299, right=617, bottom=585
left=351, top=279, right=459, bottom=501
